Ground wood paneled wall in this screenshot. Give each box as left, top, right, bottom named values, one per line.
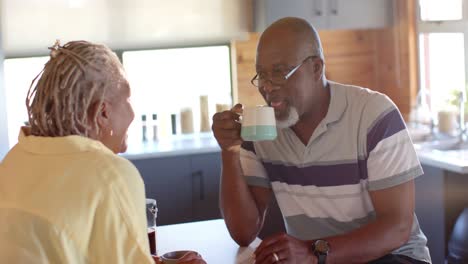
left=231, top=0, right=418, bottom=120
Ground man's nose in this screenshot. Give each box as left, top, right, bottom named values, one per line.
left=262, top=80, right=277, bottom=93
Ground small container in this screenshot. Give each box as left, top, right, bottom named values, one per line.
left=152, top=114, right=158, bottom=141
left=142, top=115, right=147, bottom=141
left=200, top=95, right=210, bottom=132
left=171, top=114, right=177, bottom=135
left=180, top=108, right=194, bottom=134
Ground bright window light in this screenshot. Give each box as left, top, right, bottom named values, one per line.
left=419, top=0, right=463, bottom=21
left=419, top=33, right=465, bottom=113
left=4, top=56, right=49, bottom=148
left=122, top=45, right=232, bottom=143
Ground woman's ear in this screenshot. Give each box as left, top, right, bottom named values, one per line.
left=96, top=101, right=111, bottom=128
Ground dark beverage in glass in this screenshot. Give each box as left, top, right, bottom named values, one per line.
left=146, top=198, right=158, bottom=255
left=148, top=226, right=156, bottom=255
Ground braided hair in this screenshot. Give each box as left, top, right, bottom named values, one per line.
left=26, top=40, right=124, bottom=137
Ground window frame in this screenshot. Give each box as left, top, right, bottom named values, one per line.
left=417, top=0, right=468, bottom=86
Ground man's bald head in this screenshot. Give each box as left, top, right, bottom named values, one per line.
left=258, top=17, right=324, bottom=60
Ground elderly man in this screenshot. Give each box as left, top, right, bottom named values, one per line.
left=212, top=17, right=431, bottom=264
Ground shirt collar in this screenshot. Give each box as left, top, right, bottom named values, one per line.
left=323, top=81, right=348, bottom=125
left=17, top=126, right=114, bottom=155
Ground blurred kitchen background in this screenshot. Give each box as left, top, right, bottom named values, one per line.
left=0, top=0, right=457, bottom=155
left=1, top=1, right=468, bottom=263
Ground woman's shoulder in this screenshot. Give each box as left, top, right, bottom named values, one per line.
left=85, top=149, right=142, bottom=184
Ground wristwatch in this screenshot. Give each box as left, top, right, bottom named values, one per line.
left=313, top=239, right=330, bottom=264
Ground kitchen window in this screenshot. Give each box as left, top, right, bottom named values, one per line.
left=3, top=45, right=232, bottom=149
left=417, top=0, right=468, bottom=122
left=4, top=56, right=49, bottom=148
left=122, top=45, right=232, bottom=145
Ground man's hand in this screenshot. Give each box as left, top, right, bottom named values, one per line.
left=254, top=233, right=316, bottom=264
left=212, top=104, right=243, bottom=152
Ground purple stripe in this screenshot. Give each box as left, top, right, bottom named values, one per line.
left=367, top=108, right=406, bottom=154
left=241, top=141, right=256, bottom=154
left=262, top=160, right=368, bottom=187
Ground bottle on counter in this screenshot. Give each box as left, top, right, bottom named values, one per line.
left=171, top=114, right=177, bottom=135
left=180, top=108, right=194, bottom=134
left=200, top=95, right=210, bottom=132
left=152, top=114, right=158, bottom=141
left=142, top=114, right=147, bottom=141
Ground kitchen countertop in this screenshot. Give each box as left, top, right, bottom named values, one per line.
left=415, top=145, right=468, bottom=174
left=409, top=125, right=468, bottom=174
left=121, top=132, right=221, bottom=160
left=121, top=130, right=468, bottom=174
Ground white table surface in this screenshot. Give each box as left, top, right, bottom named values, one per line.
left=156, top=219, right=261, bottom=264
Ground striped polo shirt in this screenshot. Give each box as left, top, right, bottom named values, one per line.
left=240, top=81, right=431, bottom=262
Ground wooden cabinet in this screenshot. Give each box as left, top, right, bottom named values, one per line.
left=232, top=3, right=419, bottom=120
left=130, top=152, right=222, bottom=226
left=255, top=0, right=392, bottom=32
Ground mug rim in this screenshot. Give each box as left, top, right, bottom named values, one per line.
left=161, top=250, right=194, bottom=260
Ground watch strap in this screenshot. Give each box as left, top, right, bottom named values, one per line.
left=317, top=253, right=327, bottom=264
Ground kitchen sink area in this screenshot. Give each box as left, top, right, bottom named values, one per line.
left=411, top=129, right=468, bottom=173
left=415, top=137, right=468, bottom=151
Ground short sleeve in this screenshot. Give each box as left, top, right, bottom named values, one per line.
left=88, top=158, right=153, bottom=264
left=363, top=94, right=424, bottom=191
left=240, top=141, right=271, bottom=189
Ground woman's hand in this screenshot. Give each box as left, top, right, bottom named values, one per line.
left=176, top=251, right=206, bottom=264
left=152, top=254, right=162, bottom=264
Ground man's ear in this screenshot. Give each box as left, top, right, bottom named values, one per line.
left=314, top=60, right=323, bottom=80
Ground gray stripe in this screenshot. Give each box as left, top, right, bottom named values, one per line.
left=245, top=176, right=271, bottom=189
left=284, top=212, right=376, bottom=240
left=367, top=105, right=395, bottom=134
left=300, top=158, right=359, bottom=167
left=261, top=158, right=361, bottom=168
left=368, top=165, right=423, bottom=191
left=274, top=184, right=367, bottom=199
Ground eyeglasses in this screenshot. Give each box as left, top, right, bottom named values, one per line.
left=250, top=55, right=317, bottom=89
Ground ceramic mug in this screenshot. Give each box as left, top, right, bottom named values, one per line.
left=240, top=106, right=277, bottom=141
left=161, top=250, right=196, bottom=264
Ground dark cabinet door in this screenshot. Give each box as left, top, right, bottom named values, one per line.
left=131, top=156, right=192, bottom=226
left=415, top=164, right=446, bottom=264
left=190, top=152, right=222, bottom=221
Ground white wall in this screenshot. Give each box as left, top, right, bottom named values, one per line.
left=1, top=0, right=252, bottom=56
left=0, top=0, right=9, bottom=160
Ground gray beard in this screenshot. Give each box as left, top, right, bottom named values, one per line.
left=276, top=106, right=300, bottom=129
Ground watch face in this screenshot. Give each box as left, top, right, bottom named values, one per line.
left=314, top=240, right=330, bottom=254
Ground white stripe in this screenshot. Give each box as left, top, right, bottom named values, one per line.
left=273, top=181, right=374, bottom=222
left=273, top=179, right=369, bottom=197
left=367, top=129, right=421, bottom=182
left=240, top=148, right=268, bottom=179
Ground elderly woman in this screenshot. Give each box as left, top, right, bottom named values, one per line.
left=0, top=41, right=205, bottom=264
